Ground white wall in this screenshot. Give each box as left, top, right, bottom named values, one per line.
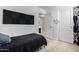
left=43, top=9, right=53, bottom=39
left=0, top=6, right=46, bottom=37
left=51, top=7, right=59, bottom=40
left=40, top=6, right=74, bottom=43
left=41, top=7, right=59, bottom=39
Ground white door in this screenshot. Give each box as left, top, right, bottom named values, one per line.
left=59, top=6, right=74, bottom=43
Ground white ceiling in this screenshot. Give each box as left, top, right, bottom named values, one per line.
left=38, top=6, right=53, bottom=11
left=38, top=6, right=61, bottom=12
left=38, top=6, right=73, bottom=11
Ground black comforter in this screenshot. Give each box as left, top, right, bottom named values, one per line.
left=0, top=33, right=47, bottom=52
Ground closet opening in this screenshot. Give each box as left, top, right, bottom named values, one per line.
left=73, top=6, right=79, bottom=45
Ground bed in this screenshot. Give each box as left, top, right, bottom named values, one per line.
left=0, top=33, right=47, bottom=52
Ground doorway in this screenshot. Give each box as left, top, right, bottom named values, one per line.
left=73, top=6, right=79, bottom=45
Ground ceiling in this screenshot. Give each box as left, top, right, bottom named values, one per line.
left=38, top=6, right=61, bottom=12
left=38, top=6, right=53, bottom=11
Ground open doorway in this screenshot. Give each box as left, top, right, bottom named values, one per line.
left=73, top=6, right=79, bottom=45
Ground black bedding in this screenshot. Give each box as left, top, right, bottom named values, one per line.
left=0, top=33, right=47, bottom=52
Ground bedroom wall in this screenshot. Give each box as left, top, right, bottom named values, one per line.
left=40, top=6, right=74, bottom=43
left=44, top=11, right=53, bottom=39
left=51, top=7, right=60, bottom=40
left=39, top=7, right=59, bottom=39
left=46, top=8, right=59, bottom=40
left=0, top=6, right=46, bottom=37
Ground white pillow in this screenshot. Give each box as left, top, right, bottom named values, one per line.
left=0, top=33, right=11, bottom=44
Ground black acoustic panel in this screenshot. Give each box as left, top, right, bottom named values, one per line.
left=3, top=9, right=34, bottom=25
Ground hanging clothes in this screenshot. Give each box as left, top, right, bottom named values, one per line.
left=76, top=16, right=79, bottom=32
left=73, top=16, right=77, bottom=32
